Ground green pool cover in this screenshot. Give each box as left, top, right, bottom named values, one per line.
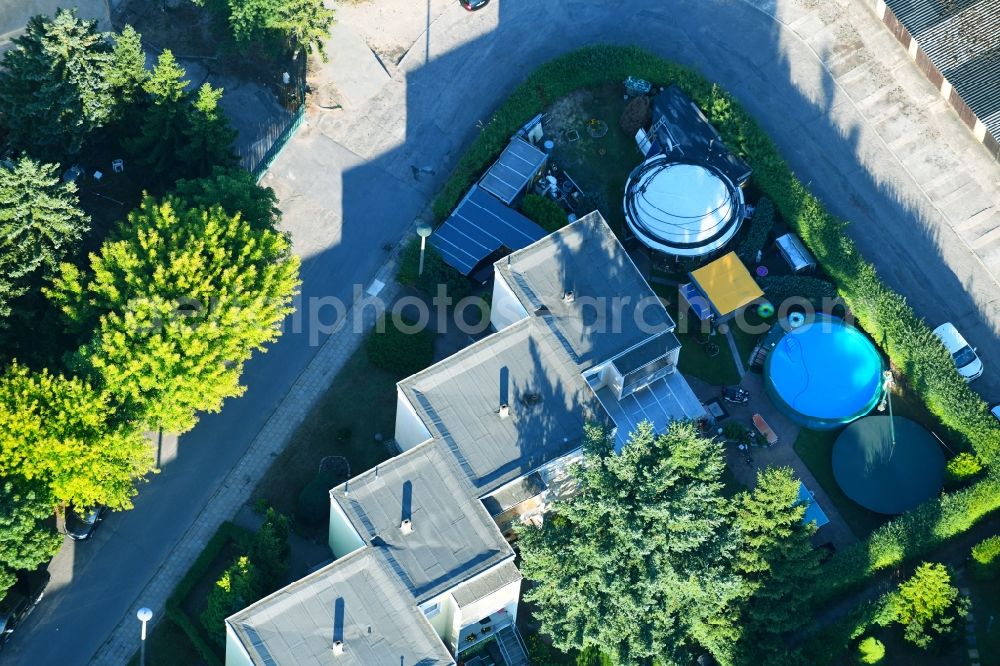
left=832, top=416, right=945, bottom=515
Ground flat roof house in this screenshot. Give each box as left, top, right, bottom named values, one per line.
left=226, top=211, right=706, bottom=665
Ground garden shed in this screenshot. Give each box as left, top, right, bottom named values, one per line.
left=775, top=232, right=817, bottom=273
left=479, top=136, right=548, bottom=205
left=429, top=186, right=546, bottom=276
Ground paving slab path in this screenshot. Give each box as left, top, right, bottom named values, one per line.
left=7, top=1, right=1000, bottom=663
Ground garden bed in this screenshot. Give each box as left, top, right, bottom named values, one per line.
left=131, top=522, right=254, bottom=666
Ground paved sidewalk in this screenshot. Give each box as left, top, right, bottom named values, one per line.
left=90, top=230, right=409, bottom=664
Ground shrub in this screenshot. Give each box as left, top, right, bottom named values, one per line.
left=757, top=275, right=838, bottom=307
left=522, top=193, right=569, bottom=233
left=971, top=535, right=1000, bottom=579
left=885, top=562, right=969, bottom=649
left=200, top=556, right=261, bottom=646
left=945, top=452, right=983, bottom=486
left=251, top=508, right=290, bottom=592
left=817, top=470, right=1000, bottom=600
left=365, top=314, right=436, bottom=377
left=857, top=636, right=885, bottom=664
left=736, top=196, right=775, bottom=265
left=296, top=472, right=333, bottom=528
left=164, top=522, right=252, bottom=665
left=397, top=236, right=471, bottom=300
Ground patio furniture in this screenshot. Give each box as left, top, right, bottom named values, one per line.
left=752, top=413, right=778, bottom=445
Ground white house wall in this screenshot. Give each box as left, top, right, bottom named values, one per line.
left=328, top=497, right=364, bottom=557
left=455, top=578, right=522, bottom=636
left=224, top=623, right=254, bottom=666
left=490, top=269, right=528, bottom=331
left=394, top=387, right=432, bottom=450
left=420, top=594, right=458, bottom=648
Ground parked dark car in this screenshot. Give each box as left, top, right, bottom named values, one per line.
left=0, top=569, right=49, bottom=650
left=65, top=505, right=108, bottom=541
left=460, top=0, right=490, bottom=10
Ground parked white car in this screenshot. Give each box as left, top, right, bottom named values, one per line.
left=932, top=322, right=983, bottom=381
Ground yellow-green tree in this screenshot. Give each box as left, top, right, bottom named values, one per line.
left=48, top=197, right=300, bottom=433
left=0, top=363, right=154, bottom=510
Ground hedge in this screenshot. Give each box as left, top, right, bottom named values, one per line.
left=164, top=522, right=253, bottom=666
left=522, top=193, right=569, bottom=233
left=814, top=470, right=1000, bottom=600
left=429, top=45, right=1000, bottom=602
left=736, top=196, right=775, bottom=265
left=757, top=275, right=838, bottom=307
left=366, top=314, right=436, bottom=377
left=396, top=236, right=471, bottom=301
left=428, top=44, right=1000, bottom=469
left=971, top=535, right=1000, bottom=579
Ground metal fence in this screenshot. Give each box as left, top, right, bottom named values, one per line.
left=245, top=104, right=306, bottom=181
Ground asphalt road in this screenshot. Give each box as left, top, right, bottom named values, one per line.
left=7, top=1, right=999, bottom=664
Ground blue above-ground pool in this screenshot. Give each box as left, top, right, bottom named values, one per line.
left=764, top=315, right=884, bottom=430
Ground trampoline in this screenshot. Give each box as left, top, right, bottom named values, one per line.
left=832, top=416, right=945, bottom=514
left=764, top=315, right=883, bottom=430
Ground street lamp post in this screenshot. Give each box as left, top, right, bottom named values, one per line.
left=137, top=607, right=153, bottom=666
left=878, top=370, right=897, bottom=459
left=416, top=221, right=433, bottom=276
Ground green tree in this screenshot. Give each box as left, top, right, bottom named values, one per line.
left=0, top=157, right=90, bottom=325
left=48, top=197, right=300, bottom=432
left=224, top=0, right=333, bottom=58
left=0, top=477, right=63, bottom=595
left=731, top=467, right=821, bottom=665
left=269, top=0, right=335, bottom=59
left=179, top=83, right=238, bottom=178
left=200, top=555, right=261, bottom=642
left=104, top=24, right=149, bottom=117
left=171, top=166, right=281, bottom=230
left=0, top=9, right=113, bottom=159
left=857, top=636, right=885, bottom=664
left=126, top=50, right=190, bottom=183
left=0, top=363, right=154, bottom=510
left=518, top=421, right=739, bottom=665
left=886, top=562, right=969, bottom=649
left=251, top=508, right=290, bottom=592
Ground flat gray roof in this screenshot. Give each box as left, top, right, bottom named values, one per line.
left=329, top=440, right=513, bottom=603
left=451, top=560, right=522, bottom=609
left=399, top=317, right=601, bottom=495
left=592, top=371, right=707, bottom=450
left=227, top=548, right=454, bottom=666
left=496, top=211, right=675, bottom=370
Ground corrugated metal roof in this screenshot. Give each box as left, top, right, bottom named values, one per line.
left=885, top=0, right=1000, bottom=136
left=479, top=137, right=548, bottom=205
left=429, top=186, right=547, bottom=275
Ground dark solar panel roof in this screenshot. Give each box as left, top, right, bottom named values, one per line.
left=651, top=85, right=753, bottom=185
left=429, top=186, right=547, bottom=275
left=884, top=0, right=1000, bottom=137
left=479, top=137, right=548, bottom=205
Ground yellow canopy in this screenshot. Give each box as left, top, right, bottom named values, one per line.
left=690, top=252, right=764, bottom=317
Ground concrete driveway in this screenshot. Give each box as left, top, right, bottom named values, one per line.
left=7, top=1, right=1000, bottom=664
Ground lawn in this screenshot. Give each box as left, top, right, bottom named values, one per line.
left=252, top=343, right=408, bottom=527
left=792, top=429, right=890, bottom=539
left=546, top=83, right=642, bottom=237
